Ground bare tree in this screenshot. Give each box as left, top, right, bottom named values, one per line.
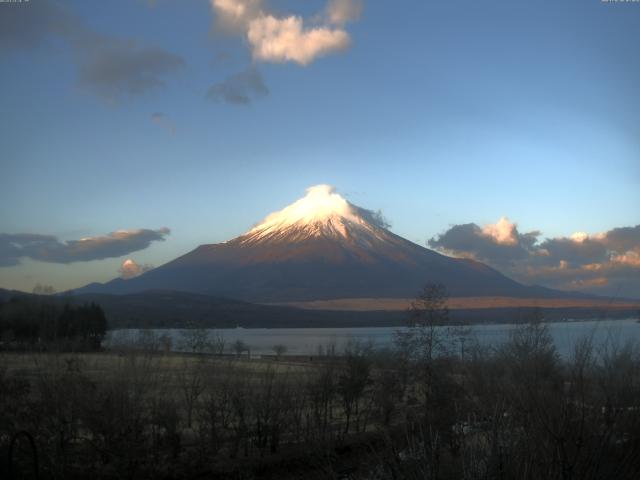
left=180, top=323, right=211, bottom=354
left=338, top=341, right=372, bottom=434
left=395, top=283, right=456, bottom=362
left=272, top=344, right=287, bottom=360
left=209, top=330, right=226, bottom=355
left=307, top=361, right=337, bottom=441
left=136, top=329, right=159, bottom=353
left=177, top=358, right=207, bottom=428
left=158, top=332, right=173, bottom=353
left=233, top=339, right=249, bottom=359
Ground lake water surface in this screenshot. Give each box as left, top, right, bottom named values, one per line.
left=107, top=318, right=640, bottom=358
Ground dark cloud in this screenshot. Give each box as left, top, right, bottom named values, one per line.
left=77, top=43, right=184, bottom=101
left=0, top=0, right=185, bottom=102
left=537, top=237, right=609, bottom=268
left=0, top=233, right=59, bottom=267
left=428, top=220, right=640, bottom=297
left=151, top=111, right=176, bottom=134
left=0, top=0, right=83, bottom=51
left=0, top=3, right=42, bottom=50
left=206, top=68, right=269, bottom=105
left=602, top=226, right=640, bottom=253
left=521, top=259, right=640, bottom=298
left=0, top=228, right=170, bottom=266
left=428, top=222, right=536, bottom=265
left=353, top=206, right=391, bottom=229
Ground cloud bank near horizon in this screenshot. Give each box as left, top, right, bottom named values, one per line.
left=429, top=219, right=640, bottom=297
left=0, top=228, right=170, bottom=266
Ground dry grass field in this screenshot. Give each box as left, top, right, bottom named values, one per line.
left=0, top=350, right=313, bottom=389
left=3, top=325, right=640, bottom=479
left=273, top=296, right=640, bottom=311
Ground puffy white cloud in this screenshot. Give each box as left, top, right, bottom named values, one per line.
left=210, top=0, right=358, bottom=66
left=247, top=14, right=350, bottom=65
left=481, top=217, right=519, bottom=246
left=211, top=0, right=263, bottom=32
left=570, top=231, right=589, bottom=243
left=119, top=258, right=154, bottom=279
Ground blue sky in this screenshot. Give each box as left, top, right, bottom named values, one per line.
left=1, top=0, right=639, bottom=294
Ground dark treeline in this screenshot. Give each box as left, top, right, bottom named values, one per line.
left=1, top=288, right=636, bottom=331
left=0, top=296, right=107, bottom=351
left=1, top=285, right=639, bottom=479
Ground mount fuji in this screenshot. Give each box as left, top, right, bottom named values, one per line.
left=75, top=185, right=568, bottom=302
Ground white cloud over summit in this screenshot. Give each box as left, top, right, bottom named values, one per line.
left=210, top=0, right=360, bottom=65
left=249, top=184, right=388, bottom=232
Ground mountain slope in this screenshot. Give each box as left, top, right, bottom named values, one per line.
left=75, top=185, right=575, bottom=301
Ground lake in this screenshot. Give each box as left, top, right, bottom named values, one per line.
left=106, top=318, right=640, bottom=358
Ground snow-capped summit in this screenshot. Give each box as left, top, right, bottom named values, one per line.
left=75, top=185, right=565, bottom=302
left=238, top=184, right=388, bottom=246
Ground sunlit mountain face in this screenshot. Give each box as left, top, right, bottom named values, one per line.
left=75, top=185, right=569, bottom=301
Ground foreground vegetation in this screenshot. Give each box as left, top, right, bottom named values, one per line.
left=2, top=325, right=640, bottom=479
left=1, top=286, right=639, bottom=479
